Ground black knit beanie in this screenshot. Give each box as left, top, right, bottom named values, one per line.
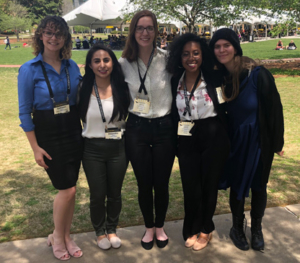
left=209, top=28, right=243, bottom=56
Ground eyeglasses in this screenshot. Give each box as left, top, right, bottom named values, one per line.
left=181, top=53, right=201, bottom=60
left=135, top=26, right=155, bottom=33
left=42, top=31, right=64, bottom=40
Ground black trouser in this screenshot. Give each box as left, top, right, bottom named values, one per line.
left=230, top=186, right=267, bottom=219
left=125, top=113, right=176, bottom=228
left=178, top=117, right=230, bottom=240
left=82, top=137, right=128, bottom=236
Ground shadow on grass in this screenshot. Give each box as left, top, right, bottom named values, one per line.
left=0, top=168, right=92, bottom=243
left=0, top=154, right=298, bottom=243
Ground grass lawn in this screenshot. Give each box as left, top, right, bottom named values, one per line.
left=0, top=67, right=299, bottom=242
left=242, top=38, right=300, bottom=59
left=0, top=44, right=123, bottom=65
left=0, top=38, right=300, bottom=65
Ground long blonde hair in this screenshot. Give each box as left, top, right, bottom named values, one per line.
left=222, top=56, right=260, bottom=102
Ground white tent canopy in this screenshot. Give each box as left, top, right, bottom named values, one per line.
left=63, top=0, right=127, bottom=28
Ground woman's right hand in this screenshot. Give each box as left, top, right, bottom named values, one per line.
left=25, top=131, right=52, bottom=169
left=33, top=146, right=52, bottom=169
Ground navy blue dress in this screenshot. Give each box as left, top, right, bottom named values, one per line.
left=219, top=67, right=262, bottom=200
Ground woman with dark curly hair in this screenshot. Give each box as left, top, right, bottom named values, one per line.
left=77, top=45, right=130, bottom=250
left=167, top=33, right=230, bottom=250
left=18, top=16, right=83, bottom=260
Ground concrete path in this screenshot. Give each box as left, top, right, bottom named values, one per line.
left=0, top=204, right=299, bottom=263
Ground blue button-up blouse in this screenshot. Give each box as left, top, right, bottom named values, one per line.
left=18, top=53, right=81, bottom=132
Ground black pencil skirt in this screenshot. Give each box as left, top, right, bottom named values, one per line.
left=33, top=105, right=83, bottom=190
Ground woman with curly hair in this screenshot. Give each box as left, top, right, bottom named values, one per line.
left=166, top=33, right=230, bottom=250
left=209, top=28, right=284, bottom=251
left=77, top=45, right=130, bottom=250
left=18, top=16, right=83, bottom=260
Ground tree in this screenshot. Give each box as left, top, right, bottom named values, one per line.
left=0, top=0, right=32, bottom=41
left=19, top=0, right=63, bottom=24
left=269, top=1, right=300, bottom=23
left=62, top=0, right=74, bottom=15
left=122, top=0, right=257, bottom=33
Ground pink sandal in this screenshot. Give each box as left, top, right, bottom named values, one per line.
left=47, top=234, right=70, bottom=261
left=66, top=239, right=83, bottom=258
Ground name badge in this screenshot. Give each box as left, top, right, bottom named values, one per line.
left=53, top=101, right=70, bottom=115
left=132, top=98, right=150, bottom=114
left=216, top=87, right=225, bottom=104
left=105, top=127, right=122, bottom=140
left=178, top=121, right=194, bottom=136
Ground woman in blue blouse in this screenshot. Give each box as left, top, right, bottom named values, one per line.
left=18, top=16, right=83, bottom=260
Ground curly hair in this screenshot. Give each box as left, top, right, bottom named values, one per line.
left=122, top=10, right=158, bottom=62
left=78, top=44, right=130, bottom=123
left=32, top=16, right=72, bottom=60
left=166, top=33, right=215, bottom=80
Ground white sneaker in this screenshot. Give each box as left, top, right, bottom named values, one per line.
left=109, top=236, right=122, bottom=249
left=97, top=237, right=111, bottom=250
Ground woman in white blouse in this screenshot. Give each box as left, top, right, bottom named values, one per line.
left=119, top=10, right=176, bottom=250
left=167, top=33, right=230, bottom=251
left=78, top=45, right=130, bottom=250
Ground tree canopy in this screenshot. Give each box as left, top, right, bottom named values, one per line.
left=0, top=1, right=32, bottom=40
left=123, top=0, right=259, bottom=32
left=19, top=0, right=63, bottom=24
left=122, top=0, right=299, bottom=32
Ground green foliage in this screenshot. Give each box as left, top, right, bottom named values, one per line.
left=0, top=1, right=32, bottom=41
left=270, top=20, right=297, bottom=37
left=74, top=25, right=90, bottom=34
left=110, top=30, right=127, bottom=34
left=268, top=1, right=300, bottom=23
left=19, top=0, right=63, bottom=25
left=123, top=0, right=263, bottom=32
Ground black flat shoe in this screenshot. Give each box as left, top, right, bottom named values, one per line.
left=141, top=232, right=154, bottom=250
left=155, top=236, right=169, bottom=248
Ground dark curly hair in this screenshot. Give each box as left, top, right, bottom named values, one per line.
left=78, top=44, right=130, bottom=123
left=166, top=33, right=215, bottom=80
left=32, top=16, right=72, bottom=59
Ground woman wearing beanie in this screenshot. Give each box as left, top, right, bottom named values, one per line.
left=166, top=33, right=230, bottom=250
left=209, top=28, right=284, bottom=251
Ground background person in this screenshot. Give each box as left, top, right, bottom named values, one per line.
left=167, top=33, right=230, bottom=251
left=4, top=36, right=11, bottom=50
left=209, top=28, right=284, bottom=252
left=18, top=16, right=83, bottom=260
left=77, top=44, right=130, bottom=250
left=275, top=40, right=285, bottom=50
left=286, top=40, right=297, bottom=50
left=119, top=10, right=176, bottom=250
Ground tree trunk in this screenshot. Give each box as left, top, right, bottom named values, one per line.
left=188, top=24, right=195, bottom=33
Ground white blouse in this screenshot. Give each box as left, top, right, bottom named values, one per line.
left=118, top=48, right=172, bottom=119
left=176, top=71, right=217, bottom=121
left=82, top=95, right=125, bottom=138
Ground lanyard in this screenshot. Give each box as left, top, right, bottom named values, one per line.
left=183, top=72, right=202, bottom=117
left=137, top=48, right=155, bottom=96
left=94, top=81, right=107, bottom=123
left=40, top=61, right=70, bottom=104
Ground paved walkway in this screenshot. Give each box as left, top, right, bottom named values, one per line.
left=0, top=204, right=299, bottom=263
